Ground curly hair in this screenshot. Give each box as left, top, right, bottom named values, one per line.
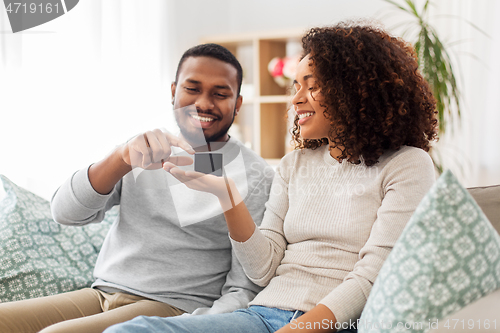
left=292, top=22, right=438, bottom=166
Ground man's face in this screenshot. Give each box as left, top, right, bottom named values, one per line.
left=171, top=56, right=242, bottom=146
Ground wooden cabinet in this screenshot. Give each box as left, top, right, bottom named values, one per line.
left=201, top=29, right=304, bottom=162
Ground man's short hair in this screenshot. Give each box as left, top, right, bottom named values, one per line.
left=175, top=43, right=243, bottom=96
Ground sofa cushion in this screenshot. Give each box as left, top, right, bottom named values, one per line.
left=359, top=170, right=500, bottom=333
left=0, top=175, right=116, bottom=303
left=468, top=184, right=500, bottom=235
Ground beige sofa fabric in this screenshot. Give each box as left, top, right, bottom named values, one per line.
left=468, top=184, right=500, bottom=234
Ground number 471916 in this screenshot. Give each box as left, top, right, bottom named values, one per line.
left=443, top=319, right=497, bottom=330
left=5, top=2, right=60, bottom=14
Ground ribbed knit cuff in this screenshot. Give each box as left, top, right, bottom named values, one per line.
left=71, top=166, right=112, bottom=209
left=230, top=227, right=273, bottom=281
left=318, top=278, right=368, bottom=326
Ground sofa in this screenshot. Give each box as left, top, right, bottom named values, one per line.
left=359, top=171, right=500, bottom=333
left=0, top=173, right=499, bottom=332
left=427, top=180, right=500, bottom=333
left=0, top=175, right=117, bottom=302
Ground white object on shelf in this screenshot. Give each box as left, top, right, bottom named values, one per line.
left=240, top=83, right=255, bottom=100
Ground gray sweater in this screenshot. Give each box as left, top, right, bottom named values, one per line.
left=51, top=138, right=274, bottom=314
left=231, top=145, right=435, bottom=325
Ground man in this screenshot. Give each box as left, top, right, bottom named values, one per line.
left=0, top=44, right=274, bottom=333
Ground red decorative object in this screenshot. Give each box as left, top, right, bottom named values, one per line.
left=268, top=55, right=300, bottom=88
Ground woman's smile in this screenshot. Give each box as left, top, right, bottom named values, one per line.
left=297, top=111, right=315, bottom=125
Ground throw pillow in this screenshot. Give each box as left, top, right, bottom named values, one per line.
left=359, top=170, right=500, bottom=333
left=0, top=175, right=116, bottom=303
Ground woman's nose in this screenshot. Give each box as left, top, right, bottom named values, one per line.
left=292, top=88, right=306, bottom=106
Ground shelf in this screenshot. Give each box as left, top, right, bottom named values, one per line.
left=241, top=95, right=292, bottom=105
left=258, top=95, right=291, bottom=104
left=201, top=28, right=305, bottom=45
left=203, top=29, right=302, bottom=159
left=260, top=103, right=289, bottom=159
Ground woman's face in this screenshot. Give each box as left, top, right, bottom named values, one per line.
left=291, top=54, right=331, bottom=141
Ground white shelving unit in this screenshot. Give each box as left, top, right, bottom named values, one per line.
left=202, top=29, right=304, bottom=160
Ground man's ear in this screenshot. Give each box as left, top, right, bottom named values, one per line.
left=234, top=95, right=243, bottom=116
left=171, top=82, right=177, bottom=104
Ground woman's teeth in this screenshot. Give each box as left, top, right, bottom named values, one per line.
left=191, top=114, right=214, bottom=122
left=298, top=112, right=314, bottom=119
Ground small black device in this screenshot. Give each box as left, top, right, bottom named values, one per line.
left=194, top=152, right=223, bottom=177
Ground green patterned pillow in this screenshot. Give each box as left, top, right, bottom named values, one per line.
left=359, top=170, right=500, bottom=333
left=0, top=175, right=117, bottom=303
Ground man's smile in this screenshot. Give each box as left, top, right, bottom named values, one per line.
left=188, top=112, right=218, bottom=128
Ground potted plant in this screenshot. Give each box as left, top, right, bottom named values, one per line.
left=383, top=0, right=488, bottom=173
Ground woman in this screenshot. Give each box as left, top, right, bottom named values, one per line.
left=105, top=22, right=438, bottom=333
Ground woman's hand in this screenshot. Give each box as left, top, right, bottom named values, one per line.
left=164, top=161, right=255, bottom=241
left=163, top=162, right=241, bottom=213
left=276, top=305, right=337, bottom=333
left=163, top=162, right=230, bottom=198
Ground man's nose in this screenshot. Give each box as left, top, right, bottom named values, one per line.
left=195, top=93, right=214, bottom=112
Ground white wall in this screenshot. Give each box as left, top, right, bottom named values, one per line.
left=1, top=0, right=499, bottom=200
left=168, top=0, right=500, bottom=187
left=421, top=0, right=500, bottom=187
left=167, top=0, right=389, bottom=78
left=0, top=0, right=177, bottom=199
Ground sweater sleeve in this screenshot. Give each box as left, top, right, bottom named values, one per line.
left=318, top=148, right=435, bottom=325
left=230, top=155, right=293, bottom=287
left=192, top=169, right=274, bottom=315
left=50, top=165, right=121, bottom=226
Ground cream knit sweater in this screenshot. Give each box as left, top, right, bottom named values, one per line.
left=231, top=145, right=435, bottom=325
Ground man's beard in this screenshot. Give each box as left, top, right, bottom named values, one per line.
left=176, top=109, right=236, bottom=147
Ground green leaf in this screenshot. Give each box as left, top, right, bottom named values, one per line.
left=404, top=0, right=421, bottom=18
left=379, top=0, right=487, bottom=173
left=423, top=0, right=431, bottom=14
left=383, top=0, right=413, bottom=15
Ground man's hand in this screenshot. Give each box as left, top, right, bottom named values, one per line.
left=88, top=129, right=194, bottom=195
left=120, top=129, right=195, bottom=170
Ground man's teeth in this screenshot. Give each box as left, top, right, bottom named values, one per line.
left=298, top=112, right=314, bottom=119
left=191, top=114, right=214, bottom=122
